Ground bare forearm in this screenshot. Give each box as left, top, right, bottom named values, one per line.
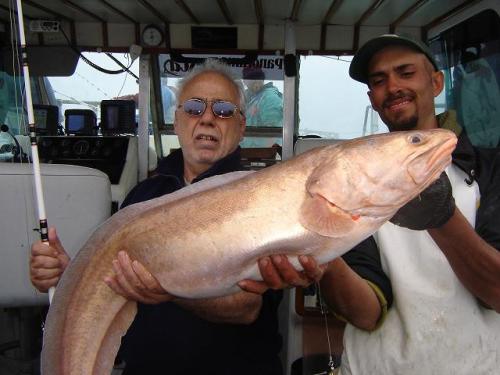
left=175, top=291, right=263, bottom=324
left=429, top=208, right=500, bottom=311
left=320, top=258, right=381, bottom=330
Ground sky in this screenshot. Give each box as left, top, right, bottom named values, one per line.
left=48, top=52, right=385, bottom=140
left=298, top=55, right=386, bottom=138
left=49, top=53, right=140, bottom=109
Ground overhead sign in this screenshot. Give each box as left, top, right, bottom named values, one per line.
left=159, top=54, right=285, bottom=81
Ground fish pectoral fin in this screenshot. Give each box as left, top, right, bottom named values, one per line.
left=300, top=193, right=356, bottom=237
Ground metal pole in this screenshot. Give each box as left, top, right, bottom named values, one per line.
left=282, top=20, right=296, bottom=161
left=14, top=0, right=54, bottom=303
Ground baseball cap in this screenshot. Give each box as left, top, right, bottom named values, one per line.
left=349, top=34, right=439, bottom=84
left=242, top=66, right=265, bottom=80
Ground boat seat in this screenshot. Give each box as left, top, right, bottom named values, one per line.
left=0, top=163, right=111, bottom=307
left=110, top=136, right=138, bottom=208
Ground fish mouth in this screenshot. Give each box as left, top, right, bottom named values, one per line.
left=409, top=135, right=457, bottom=186
left=427, top=136, right=457, bottom=169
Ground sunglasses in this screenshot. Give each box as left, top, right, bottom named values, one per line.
left=178, top=98, right=242, bottom=119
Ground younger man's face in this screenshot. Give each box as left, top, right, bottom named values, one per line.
left=366, top=45, right=443, bottom=131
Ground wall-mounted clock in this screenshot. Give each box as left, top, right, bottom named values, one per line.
left=141, top=24, right=164, bottom=47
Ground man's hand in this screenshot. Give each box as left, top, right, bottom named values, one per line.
left=30, top=227, right=70, bottom=293
left=238, top=255, right=327, bottom=295
left=104, top=251, right=174, bottom=304
left=390, top=172, right=456, bottom=230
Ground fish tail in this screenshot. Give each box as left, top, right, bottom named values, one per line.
left=90, top=300, right=137, bottom=374
left=42, top=280, right=136, bottom=374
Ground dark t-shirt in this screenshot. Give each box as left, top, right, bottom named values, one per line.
left=118, top=147, right=283, bottom=375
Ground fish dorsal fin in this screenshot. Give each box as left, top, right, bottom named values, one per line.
left=123, top=170, right=255, bottom=218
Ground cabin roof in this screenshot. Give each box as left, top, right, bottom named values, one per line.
left=0, top=0, right=478, bottom=53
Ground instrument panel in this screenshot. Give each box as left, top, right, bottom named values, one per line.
left=38, top=136, right=130, bottom=184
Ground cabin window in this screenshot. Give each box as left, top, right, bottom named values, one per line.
left=0, top=50, right=44, bottom=136
left=47, top=52, right=140, bottom=134
left=297, top=54, right=455, bottom=141
left=1, top=49, right=49, bottom=162
left=0, top=71, right=24, bottom=135
left=430, top=9, right=500, bottom=148
left=156, top=54, right=284, bottom=157
left=298, top=55, right=387, bottom=140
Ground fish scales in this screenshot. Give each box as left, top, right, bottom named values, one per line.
left=42, top=129, right=457, bottom=374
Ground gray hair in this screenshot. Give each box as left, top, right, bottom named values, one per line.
left=176, top=58, right=246, bottom=113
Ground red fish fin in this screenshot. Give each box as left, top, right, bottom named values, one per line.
left=92, top=301, right=137, bottom=374
left=300, top=193, right=355, bottom=237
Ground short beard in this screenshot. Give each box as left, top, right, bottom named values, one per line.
left=386, top=115, right=418, bottom=132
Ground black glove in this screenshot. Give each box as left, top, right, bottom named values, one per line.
left=390, top=172, right=455, bottom=230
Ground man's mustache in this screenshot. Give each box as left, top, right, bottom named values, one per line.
left=382, top=92, right=416, bottom=108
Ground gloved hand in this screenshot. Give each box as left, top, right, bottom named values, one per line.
left=390, top=172, right=455, bottom=230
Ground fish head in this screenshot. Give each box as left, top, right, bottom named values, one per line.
left=305, top=129, right=457, bottom=226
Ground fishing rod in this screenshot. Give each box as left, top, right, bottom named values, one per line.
left=13, top=0, right=55, bottom=303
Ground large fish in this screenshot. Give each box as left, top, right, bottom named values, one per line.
left=42, top=129, right=457, bottom=374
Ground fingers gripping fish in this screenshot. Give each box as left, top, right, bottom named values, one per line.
left=41, top=129, right=457, bottom=374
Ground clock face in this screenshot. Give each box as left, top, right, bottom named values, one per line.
left=142, top=25, right=164, bottom=47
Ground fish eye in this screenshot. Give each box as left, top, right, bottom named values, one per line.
left=408, top=134, right=423, bottom=144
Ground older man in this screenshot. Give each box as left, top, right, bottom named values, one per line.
left=30, top=59, right=301, bottom=375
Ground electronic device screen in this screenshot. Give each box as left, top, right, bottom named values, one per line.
left=65, top=109, right=97, bottom=136
left=67, top=114, right=85, bottom=133
left=34, top=109, right=48, bottom=130
left=33, top=104, right=59, bottom=135
left=100, top=100, right=136, bottom=135
left=105, top=106, right=119, bottom=130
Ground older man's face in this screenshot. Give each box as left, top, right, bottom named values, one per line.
left=174, top=71, right=245, bottom=174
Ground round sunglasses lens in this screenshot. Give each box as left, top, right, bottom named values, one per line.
left=183, top=99, right=205, bottom=116
left=213, top=101, right=236, bottom=118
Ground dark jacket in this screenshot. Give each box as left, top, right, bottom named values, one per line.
left=453, top=132, right=500, bottom=250
left=119, top=147, right=283, bottom=375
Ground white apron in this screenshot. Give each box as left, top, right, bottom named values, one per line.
left=341, top=165, right=500, bottom=375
